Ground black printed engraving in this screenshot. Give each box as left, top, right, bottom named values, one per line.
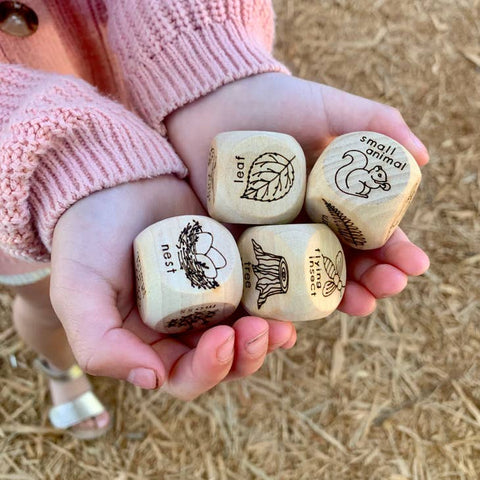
left=251, top=239, right=289, bottom=308
left=241, top=152, right=295, bottom=202
left=322, top=199, right=367, bottom=247
left=134, top=251, right=146, bottom=301
left=177, top=220, right=227, bottom=290
left=166, top=309, right=219, bottom=331
left=322, top=251, right=345, bottom=297
left=334, top=150, right=391, bottom=198
left=206, top=146, right=216, bottom=204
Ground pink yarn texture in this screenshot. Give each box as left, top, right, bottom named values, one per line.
left=0, top=0, right=288, bottom=261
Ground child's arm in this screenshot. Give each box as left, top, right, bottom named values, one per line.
left=0, top=64, right=187, bottom=261
left=105, top=0, right=288, bottom=131
left=0, top=65, right=295, bottom=399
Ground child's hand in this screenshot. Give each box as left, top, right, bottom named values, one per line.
left=50, top=176, right=295, bottom=400
left=165, top=73, right=430, bottom=316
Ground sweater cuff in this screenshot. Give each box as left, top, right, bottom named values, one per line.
left=107, top=1, right=290, bottom=131
left=0, top=66, right=187, bottom=262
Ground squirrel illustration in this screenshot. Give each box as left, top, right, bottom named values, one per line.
left=334, top=149, right=391, bottom=198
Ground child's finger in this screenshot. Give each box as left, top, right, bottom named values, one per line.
left=153, top=325, right=235, bottom=401
left=368, top=228, right=430, bottom=276
left=346, top=228, right=429, bottom=280
left=122, top=310, right=169, bottom=345
left=224, top=317, right=270, bottom=380
left=266, top=319, right=296, bottom=352
left=358, top=264, right=408, bottom=299
left=348, top=255, right=408, bottom=298
left=319, top=84, right=429, bottom=166
left=337, top=281, right=377, bottom=316
left=50, top=280, right=167, bottom=390
left=281, top=324, right=297, bottom=349
left=348, top=255, right=379, bottom=281
left=177, top=316, right=296, bottom=381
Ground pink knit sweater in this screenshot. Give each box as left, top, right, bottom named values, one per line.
left=0, top=0, right=287, bottom=262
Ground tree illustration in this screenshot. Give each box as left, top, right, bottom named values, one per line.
left=322, top=200, right=366, bottom=247
left=251, top=239, right=289, bottom=308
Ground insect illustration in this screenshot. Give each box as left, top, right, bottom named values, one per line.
left=322, top=251, right=345, bottom=297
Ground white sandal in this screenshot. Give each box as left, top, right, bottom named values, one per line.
left=34, top=357, right=111, bottom=440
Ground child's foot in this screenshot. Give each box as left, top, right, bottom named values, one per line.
left=12, top=293, right=111, bottom=438
left=44, top=362, right=111, bottom=438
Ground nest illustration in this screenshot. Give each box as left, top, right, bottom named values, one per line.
left=177, top=220, right=227, bottom=290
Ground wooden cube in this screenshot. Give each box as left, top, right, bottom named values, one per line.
left=207, top=131, right=306, bottom=224
left=305, top=132, right=421, bottom=249
left=134, top=216, right=243, bottom=333
left=238, top=224, right=346, bottom=322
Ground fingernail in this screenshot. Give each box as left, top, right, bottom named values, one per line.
left=410, top=132, right=427, bottom=152
left=415, top=249, right=431, bottom=274
left=246, top=330, right=269, bottom=357
left=96, top=413, right=110, bottom=429
left=216, top=334, right=235, bottom=363
left=281, top=324, right=296, bottom=349
left=127, top=368, right=158, bottom=389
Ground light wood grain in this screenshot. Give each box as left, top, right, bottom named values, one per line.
left=305, top=132, right=421, bottom=249
left=134, top=216, right=243, bottom=333
left=238, top=224, right=346, bottom=322
left=207, top=131, right=306, bottom=224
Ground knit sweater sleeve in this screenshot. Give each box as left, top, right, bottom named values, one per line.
left=106, top=0, right=290, bottom=131
left=0, top=65, right=187, bottom=262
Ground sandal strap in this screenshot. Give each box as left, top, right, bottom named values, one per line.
left=48, top=391, right=106, bottom=429
left=34, top=357, right=84, bottom=382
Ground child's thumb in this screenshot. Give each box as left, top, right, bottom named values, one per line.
left=317, top=83, right=429, bottom=166
left=50, top=276, right=166, bottom=389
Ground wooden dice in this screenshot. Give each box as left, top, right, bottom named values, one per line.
left=207, top=131, right=306, bottom=224
left=134, top=216, right=243, bottom=333
left=238, top=224, right=346, bottom=322
left=305, top=132, right=421, bottom=250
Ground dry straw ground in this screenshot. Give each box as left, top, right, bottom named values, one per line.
left=1, top=0, right=479, bottom=479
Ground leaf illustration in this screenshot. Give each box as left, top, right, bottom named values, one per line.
left=322, top=200, right=367, bottom=247
left=241, top=152, right=295, bottom=202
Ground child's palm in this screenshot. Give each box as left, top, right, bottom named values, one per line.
left=50, top=176, right=295, bottom=400
left=165, top=73, right=430, bottom=316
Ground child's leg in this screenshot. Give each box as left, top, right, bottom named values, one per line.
left=10, top=275, right=110, bottom=432
left=12, top=276, right=75, bottom=369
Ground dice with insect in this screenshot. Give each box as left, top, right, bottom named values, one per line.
left=207, top=131, right=306, bottom=224
left=134, top=216, right=243, bottom=333
left=305, top=132, right=421, bottom=249
left=237, top=224, right=346, bottom=322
